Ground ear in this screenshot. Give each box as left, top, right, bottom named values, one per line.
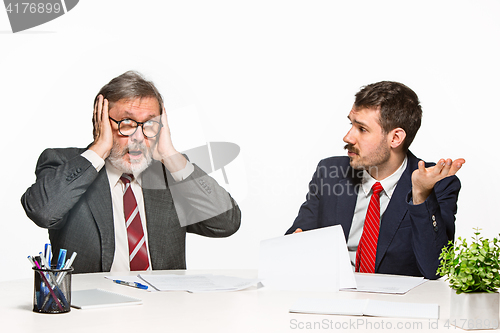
left=388, top=128, right=406, bottom=149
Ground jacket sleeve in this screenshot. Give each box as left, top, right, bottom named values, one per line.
left=20, top=148, right=99, bottom=229
left=407, top=175, right=460, bottom=279
left=146, top=162, right=241, bottom=238
left=285, top=160, right=326, bottom=235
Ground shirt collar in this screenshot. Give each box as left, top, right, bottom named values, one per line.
left=105, top=160, right=143, bottom=188
left=361, top=156, right=407, bottom=199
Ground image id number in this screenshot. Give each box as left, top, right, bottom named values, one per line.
left=445, top=319, right=499, bottom=329
left=5, top=2, right=62, bottom=14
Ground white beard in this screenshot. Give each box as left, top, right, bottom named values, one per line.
left=107, top=141, right=154, bottom=176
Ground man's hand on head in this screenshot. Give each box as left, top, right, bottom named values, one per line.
left=411, top=158, right=465, bottom=205
left=89, top=95, right=113, bottom=160
left=153, top=107, right=187, bottom=173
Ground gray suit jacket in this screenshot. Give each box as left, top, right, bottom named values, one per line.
left=21, top=148, right=241, bottom=273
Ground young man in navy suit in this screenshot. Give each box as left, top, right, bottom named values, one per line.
left=286, top=81, right=464, bottom=279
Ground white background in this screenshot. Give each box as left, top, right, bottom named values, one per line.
left=1, top=0, right=498, bottom=282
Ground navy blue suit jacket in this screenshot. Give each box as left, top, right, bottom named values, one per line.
left=286, top=151, right=460, bottom=279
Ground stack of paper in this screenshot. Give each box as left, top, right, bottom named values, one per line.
left=290, top=298, right=439, bottom=319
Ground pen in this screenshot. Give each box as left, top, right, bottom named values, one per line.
left=56, top=252, right=77, bottom=285
left=27, top=256, right=36, bottom=268
left=63, top=251, right=77, bottom=270
left=56, top=249, right=67, bottom=270
left=39, top=252, right=51, bottom=269
left=113, top=280, right=148, bottom=290
left=44, top=243, right=51, bottom=265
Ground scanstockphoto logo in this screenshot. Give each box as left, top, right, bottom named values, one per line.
left=3, top=0, right=79, bottom=33
left=182, top=142, right=240, bottom=184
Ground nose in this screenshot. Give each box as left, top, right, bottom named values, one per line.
left=129, top=126, right=145, bottom=142
left=343, top=126, right=355, bottom=145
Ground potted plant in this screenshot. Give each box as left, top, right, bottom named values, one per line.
left=438, top=228, right=500, bottom=330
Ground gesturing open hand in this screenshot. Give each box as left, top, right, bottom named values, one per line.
left=411, top=158, right=465, bottom=205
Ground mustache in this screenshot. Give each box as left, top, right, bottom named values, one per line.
left=344, top=144, right=359, bottom=154
left=116, top=142, right=151, bottom=156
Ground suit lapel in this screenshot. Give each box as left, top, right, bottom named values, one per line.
left=86, top=167, right=115, bottom=271
left=375, top=153, right=417, bottom=270
left=141, top=161, right=174, bottom=269
left=337, top=170, right=362, bottom=241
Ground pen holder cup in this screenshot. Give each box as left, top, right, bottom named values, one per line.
left=33, top=266, right=73, bottom=313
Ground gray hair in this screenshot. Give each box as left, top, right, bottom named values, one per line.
left=94, top=70, right=164, bottom=113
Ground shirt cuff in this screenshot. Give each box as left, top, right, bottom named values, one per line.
left=81, top=150, right=105, bottom=171
left=171, top=161, right=194, bottom=182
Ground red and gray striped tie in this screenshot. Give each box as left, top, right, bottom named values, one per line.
left=120, top=174, right=150, bottom=271
left=355, top=181, right=384, bottom=273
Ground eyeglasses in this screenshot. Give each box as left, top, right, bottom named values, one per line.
left=109, top=117, right=162, bottom=138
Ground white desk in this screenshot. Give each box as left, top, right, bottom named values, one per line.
left=2, top=270, right=458, bottom=332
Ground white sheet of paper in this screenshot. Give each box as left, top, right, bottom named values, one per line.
left=341, top=273, right=426, bottom=294
left=137, top=274, right=260, bottom=292
left=290, top=298, right=439, bottom=319
left=258, top=225, right=356, bottom=292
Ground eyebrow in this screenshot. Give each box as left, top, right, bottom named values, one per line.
left=347, top=115, right=368, bottom=128
left=121, top=111, right=160, bottom=120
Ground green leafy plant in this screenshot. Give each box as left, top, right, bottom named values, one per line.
left=437, top=228, right=500, bottom=294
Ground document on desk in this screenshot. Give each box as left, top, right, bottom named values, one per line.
left=71, top=289, right=143, bottom=309
left=290, top=298, right=439, bottom=319
left=258, top=225, right=356, bottom=292
left=137, top=274, right=260, bottom=292
left=340, top=273, right=426, bottom=294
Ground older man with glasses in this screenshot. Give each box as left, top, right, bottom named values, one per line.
left=21, top=71, right=241, bottom=273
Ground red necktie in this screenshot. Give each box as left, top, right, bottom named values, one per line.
left=120, top=174, right=150, bottom=271
left=355, top=182, right=384, bottom=273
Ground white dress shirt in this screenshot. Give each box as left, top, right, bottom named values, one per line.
left=81, top=149, right=194, bottom=271
left=346, top=156, right=408, bottom=268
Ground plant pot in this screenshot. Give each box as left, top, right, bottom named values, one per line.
left=449, top=290, right=499, bottom=330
